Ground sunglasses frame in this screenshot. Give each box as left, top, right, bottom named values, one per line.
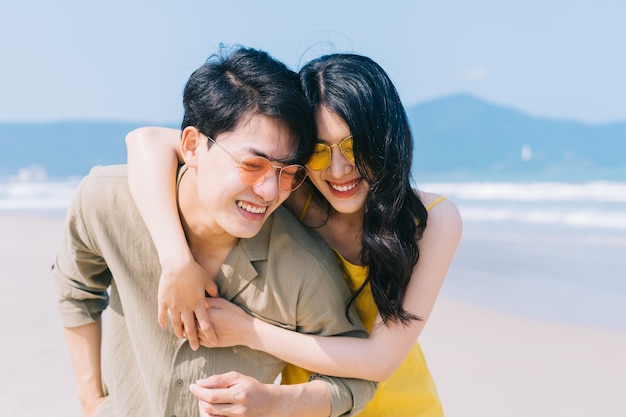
left=305, top=135, right=355, bottom=171
left=202, top=134, right=307, bottom=192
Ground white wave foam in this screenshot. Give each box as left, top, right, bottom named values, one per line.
left=458, top=204, right=626, bottom=230
left=418, top=181, right=626, bottom=229
left=0, top=179, right=80, bottom=210
left=421, top=181, right=626, bottom=203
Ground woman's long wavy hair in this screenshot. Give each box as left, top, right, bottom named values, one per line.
left=299, top=54, right=428, bottom=325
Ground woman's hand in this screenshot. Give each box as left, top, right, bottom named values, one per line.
left=197, top=297, right=257, bottom=348
left=158, top=257, right=219, bottom=350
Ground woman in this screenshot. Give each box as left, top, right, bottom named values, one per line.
left=126, top=53, right=462, bottom=416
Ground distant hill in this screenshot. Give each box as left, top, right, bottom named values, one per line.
left=408, top=94, right=626, bottom=181
left=1, top=94, right=625, bottom=181
left=0, top=122, right=176, bottom=179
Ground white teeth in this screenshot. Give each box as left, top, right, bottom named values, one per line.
left=330, top=180, right=359, bottom=192
left=237, top=201, right=267, bottom=214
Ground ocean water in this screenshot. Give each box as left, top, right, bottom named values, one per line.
left=420, top=181, right=626, bottom=331
left=0, top=177, right=81, bottom=217
left=2, top=177, right=625, bottom=330
left=422, top=181, right=626, bottom=230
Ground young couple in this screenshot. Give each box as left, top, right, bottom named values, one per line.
left=127, top=47, right=462, bottom=416
left=54, top=44, right=461, bottom=417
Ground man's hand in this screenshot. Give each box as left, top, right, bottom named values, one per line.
left=158, top=258, right=219, bottom=350
left=190, top=372, right=331, bottom=417
left=81, top=396, right=106, bottom=417
left=190, top=372, right=279, bottom=417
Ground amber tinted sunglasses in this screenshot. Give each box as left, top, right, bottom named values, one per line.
left=203, top=134, right=307, bottom=191
left=305, top=135, right=355, bottom=171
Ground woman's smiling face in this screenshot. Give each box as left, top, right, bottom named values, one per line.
left=306, top=106, right=369, bottom=215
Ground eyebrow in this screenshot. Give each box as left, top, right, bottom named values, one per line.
left=246, top=147, right=300, bottom=166
left=316, top=134, right=352, bottom=145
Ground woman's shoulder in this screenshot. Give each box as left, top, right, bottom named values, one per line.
left=416, top=190, right=463, bottom=242
left=417, top=190, right=456, bottom=211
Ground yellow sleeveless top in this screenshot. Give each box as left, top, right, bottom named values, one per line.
left=282, top=196, right=446, bottom=416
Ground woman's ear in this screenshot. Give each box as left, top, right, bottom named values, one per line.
left=180, top=127, right=204, bottom=168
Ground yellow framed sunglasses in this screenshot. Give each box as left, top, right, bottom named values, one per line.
left=305, top=135, right=355, bottom=171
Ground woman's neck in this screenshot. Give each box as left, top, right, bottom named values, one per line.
left=326, top=207, right=364, bottom=264
left=313, top=200, right=364, bottom=265
left=289, top=184, right=365, bottom=265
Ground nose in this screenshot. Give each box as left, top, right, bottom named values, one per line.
left=252, top=169, right=281, bottom=201
left=326, top=146, right=353, bottom=178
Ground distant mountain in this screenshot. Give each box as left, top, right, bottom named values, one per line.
left=0, top=122, right=175, bottom=179
left=1, top=94, right=625, bottom=181
left=407, top=93, right=626, bottom=181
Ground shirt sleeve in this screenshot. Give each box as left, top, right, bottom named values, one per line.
left=311, top=373, right=377, bottom=417
left=51, top=175, right=111, bottom=328
left=293, top=255, right=377, bottom=416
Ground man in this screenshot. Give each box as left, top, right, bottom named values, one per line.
left=52, top=46, right=375, bottom=417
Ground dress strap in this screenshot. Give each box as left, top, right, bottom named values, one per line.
left=425, top=195, right=447, bottom=212
left=298, top=191, right=314, bottom=222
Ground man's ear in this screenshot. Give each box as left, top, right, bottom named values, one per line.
left=180, top=127, right=205, bottom=168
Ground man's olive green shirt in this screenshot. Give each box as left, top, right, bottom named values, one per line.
left=52, top=165, right=375, bottom=417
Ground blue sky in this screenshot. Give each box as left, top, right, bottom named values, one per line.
left=2, top=0, right=624, bottom=124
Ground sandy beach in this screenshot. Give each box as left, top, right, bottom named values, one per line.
left=2, top=213, right=625, bottom=417
left=0, top=214, right=80, bottom=416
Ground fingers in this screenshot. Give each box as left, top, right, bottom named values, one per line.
left=195, top=306, right=218, bottom=346
left=190, top=383, right=230, bottom=402
left=191, top=383, right=235, bottom=417
left=161, top=305, right=206, bottom=351
left=205, top=280, right=220, bottom=298
left=169, top=311, right=185, bottom=339
left=191, top=373, right=265, bottom=417
left=197, top=399, right=238, bottom=417
left=162, top=308, right=199, bottom=349
left=157, top=301, right=168, bottom=329
left=182, top=311, right=200, bottom=351
left=195, top=371, right=241, bottom=389
left=191, top=383, right=236, bottom=409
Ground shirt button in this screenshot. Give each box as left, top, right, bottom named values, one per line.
left=176, top=379, right=184, bottom=386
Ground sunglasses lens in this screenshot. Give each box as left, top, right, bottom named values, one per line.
left=239, top=157, right=273, bottom=184
left=305, top=144, right=331, bottom=171
left=340, top=137, right=355, bottom=163
left=279, top=165, right=307, bottom=191
left=240, top=157, right=306, bottom=191
left=305, top=137, right=355, bottom=171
